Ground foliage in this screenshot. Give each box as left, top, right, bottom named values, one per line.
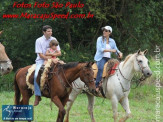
left=0, top=72, right=15, bottom=91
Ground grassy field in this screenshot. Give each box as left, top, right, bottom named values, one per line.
left=0, top=85, right=163, bottom=122
left=0, top=57, right=162, bottom=121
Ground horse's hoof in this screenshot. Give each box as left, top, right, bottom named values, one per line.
left=64, top=119, right=69, bottom=122
left=119, top=118, right=125, bottom=122
left=92, top=119, right=96, bottom=122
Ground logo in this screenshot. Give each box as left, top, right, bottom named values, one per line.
left=2, top=105, right=33, bottom=121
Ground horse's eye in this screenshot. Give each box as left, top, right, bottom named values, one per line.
left=139, top=60, right=142, bottom=63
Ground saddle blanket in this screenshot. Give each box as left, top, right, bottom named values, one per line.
left=92, top=59, right=119, bottom=78
left=26, top=59, right=53, bottom=91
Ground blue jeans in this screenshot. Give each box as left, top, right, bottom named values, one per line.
left=34, top=61, right=44, bottom=96
left=96, top=57, right=110, bottom=87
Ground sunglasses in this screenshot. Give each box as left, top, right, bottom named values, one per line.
left=103, top=29, right=110, bottom=32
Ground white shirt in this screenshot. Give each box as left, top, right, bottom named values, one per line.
left=35, top=35, right=60, bottom=63
left=103, top=44, right=111, bottom=58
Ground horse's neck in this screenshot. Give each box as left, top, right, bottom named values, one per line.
left=65, top=63, right=83, bottom=83
left=119, top=55, right=135, bottom=83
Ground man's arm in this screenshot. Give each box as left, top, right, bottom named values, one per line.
left=38, top=53, right=48, bottom=60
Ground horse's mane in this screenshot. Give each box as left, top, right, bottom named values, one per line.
left=62, top=62, right=79, bottom=70
left=122, top=52, right=145, bottom=67
left=122, top=54, right=133, bottom=67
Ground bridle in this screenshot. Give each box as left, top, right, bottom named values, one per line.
left=81, top=66, right=95, bottom=83
left=0, top=59, right=11, bottom=63
left=0, top=59, right=12, bottom=73
left=117, top=54, right=148, bottom=92
left=135, top=54, right=148, bottom=75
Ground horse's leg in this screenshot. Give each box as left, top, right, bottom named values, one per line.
left=86, top=93, right=95, bottom=122
left=52, top=96, right=65, bottom=122
left=119, top=97, right=132, bottom=122
left=111, top=96, right=118, bottom=122
left=65, top=89, right=81, bottom=122
left=60, top=95, right=70, bottom=122
left=18, top=90, right=33, bottom=122
left=19, top=90, right=32, bottom=105
left=55, top=95, right=69, bottom=122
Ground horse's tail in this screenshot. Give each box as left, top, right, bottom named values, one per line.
left=14, top=68, right=22, bottom=105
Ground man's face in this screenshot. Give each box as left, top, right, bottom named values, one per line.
left=43, top=28, right=52, bottom=38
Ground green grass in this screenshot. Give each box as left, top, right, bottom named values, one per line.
left=0, top=57, right=162, bottom=121
left=0, top=85, right=163, bottom=122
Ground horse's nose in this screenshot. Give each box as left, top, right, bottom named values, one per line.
left=146, top=71, right=152, bottom=77
left=8, top=65, right=13, bottom=71
left=1, top=67, right=4, bottom=71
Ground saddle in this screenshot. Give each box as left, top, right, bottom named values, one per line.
left=26, top=59, right=54, bottom=94
left=91, top=59, right=120, bottom=98
left=92, top=59, right=119, bottom=79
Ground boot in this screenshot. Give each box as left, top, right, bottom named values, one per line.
left=34, top=96, right=41, bottom=106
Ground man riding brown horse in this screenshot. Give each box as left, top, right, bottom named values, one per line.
left=33, top=25, right=62, bottom=106
left=14, top=61, right=96, bottom=122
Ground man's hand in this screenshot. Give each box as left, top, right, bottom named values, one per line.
left=39, top=53, right=49, bottom=60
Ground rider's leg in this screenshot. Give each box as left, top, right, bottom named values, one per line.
left=34, top=61, right=43, bottom=106
left=96, top=57, right=109, bottom=87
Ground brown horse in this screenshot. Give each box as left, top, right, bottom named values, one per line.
left=0, top=31, right=13, bottom=75
left=14, top=62, right=96, bottom=122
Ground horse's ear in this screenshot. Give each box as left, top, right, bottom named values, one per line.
left=90, top=62, right=94, bottom=66
left=86, top=62, right=94, bottom=67
left=137, top=49, right=141, bottom=55
left=143, top=49, right=148, bottom=55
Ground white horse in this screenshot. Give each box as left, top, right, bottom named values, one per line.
left=65, top=50, right=152, bottom=122
left=0, top=31, right=13, bottom=75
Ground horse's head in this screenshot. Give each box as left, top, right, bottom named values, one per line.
left=133, top=49, right=152, bottom=77
left=79, top=62, right=96, bottom=92
left=0, top=42, right=13, bottom=75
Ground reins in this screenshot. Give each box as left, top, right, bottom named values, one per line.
left=116, top=54, right=148, bottom=92
left=48, top=63, right=83, bottom=92
left=48, top=64, right=72, bottom=90
left=60, top=66, right=73, bottom=89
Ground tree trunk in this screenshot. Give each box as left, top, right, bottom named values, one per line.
left=65, top=22, right=73, bottom=49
